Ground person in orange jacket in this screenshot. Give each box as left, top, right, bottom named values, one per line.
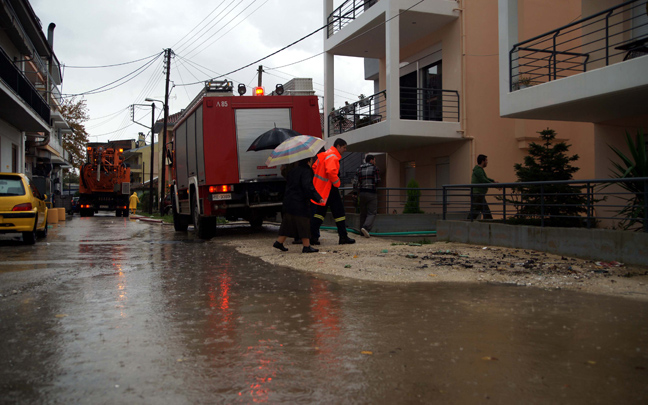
left=310, top=138, right=355, bottom=245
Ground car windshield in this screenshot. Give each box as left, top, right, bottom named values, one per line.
left=0, top=176, right=25, bottom=196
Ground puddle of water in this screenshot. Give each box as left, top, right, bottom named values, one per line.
left=1, top=218, right=647, bottom=403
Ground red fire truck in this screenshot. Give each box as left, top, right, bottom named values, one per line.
left=169, top=80, right=322, bottom=238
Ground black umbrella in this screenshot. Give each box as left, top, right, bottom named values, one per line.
left=247, top=127, right=302, bottom=151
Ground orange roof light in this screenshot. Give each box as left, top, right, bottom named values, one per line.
left=253, top=86, right=264, bottom=96
left=119, top=148, right=123, bottom=153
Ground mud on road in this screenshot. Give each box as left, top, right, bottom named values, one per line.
left=226, top=227, right=648, bottom=301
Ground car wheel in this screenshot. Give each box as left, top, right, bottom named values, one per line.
left=36, top=218, right=48, bottom=238
left=23, top=219, right=37, bottom=245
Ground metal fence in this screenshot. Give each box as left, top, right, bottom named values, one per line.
left=328, top=88, right=460, bottom=137
left=329, top=91, right=387, bottom=137
left=509, top=0, right=648, bottom=91
left=338, top=177, right=648, bottom=232
left=327, top=0, right=378, bottom=38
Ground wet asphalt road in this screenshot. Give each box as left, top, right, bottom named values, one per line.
left=1, top=214, right=647, bottom=404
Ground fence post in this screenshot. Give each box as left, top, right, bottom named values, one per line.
left=586, top=182, right=592, bottom=229
left=442, top=186, right=447, bottom=220
left=468, top=187, right=473, bottom=222
left=502, top=186, right=506, bottom=222
left=644, top=180, right=648, bottom=232
left=540, top=184, right=545, bottom=227
left=605, top=10, right=613, bottom=66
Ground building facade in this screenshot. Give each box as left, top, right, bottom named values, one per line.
left=323, top=0, right=647, bottom=213
left=0, top=0, right=71, bottom=199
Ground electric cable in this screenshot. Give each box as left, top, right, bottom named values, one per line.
left=63, top=52, right=162, bottom=69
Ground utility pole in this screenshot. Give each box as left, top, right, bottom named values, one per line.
left=149, top=102, right=155, bottom=214
left=159, top=48, right=172, bottom=215
left=258, top=65, right=263, bottom=87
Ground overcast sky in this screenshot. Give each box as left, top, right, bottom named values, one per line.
left=31, top=0, right=373, bottom=143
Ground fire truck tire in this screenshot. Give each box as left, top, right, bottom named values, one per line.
left=115, top=209, right=122, bottom=217
left=123, top=209, right=129, bottom=218
left=192, top=193, right=215, bottom=239
left=173, top=194, right=190, bottom=232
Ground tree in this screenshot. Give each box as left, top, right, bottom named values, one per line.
left=509, top=128, right=589, bottom=226
left=59, top=97, right=90, bottom=169
left=403, top=179, right=424, bottom=214
left=608, top=129, right=647, bottom=230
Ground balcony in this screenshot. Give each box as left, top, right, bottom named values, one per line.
left=329, top=88, right=461, bottom=152
left=0, top=47, right=50, bottom=131
left=325, top=0, right=458, bottom=58
left=501, top=0, right=648, bottom=123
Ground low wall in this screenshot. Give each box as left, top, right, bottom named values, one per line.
left=437, top=220, right=648, bottom=266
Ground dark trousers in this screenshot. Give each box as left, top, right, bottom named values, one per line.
left=311, top=186, right=348, bottom=240
left=358, top=191, right=378, bottom=231
left=468, top=194, right=493, bottom=220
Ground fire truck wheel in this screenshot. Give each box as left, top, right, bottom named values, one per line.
left=192, top=193, right=215, bottom=239
left=172, top=193, right=189, bottom=232
left=115, top=209, right=122, bottom=217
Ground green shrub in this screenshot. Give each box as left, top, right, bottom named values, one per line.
left=404, top=179, right=424, bottom=214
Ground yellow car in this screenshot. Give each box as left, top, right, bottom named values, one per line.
left=0, top=173, right=48, bottom=244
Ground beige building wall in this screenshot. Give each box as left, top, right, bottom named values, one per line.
left=378, top=0, right=640, bottom=194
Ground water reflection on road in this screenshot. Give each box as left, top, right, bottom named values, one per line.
left=0, top=215, right=647, bottom=403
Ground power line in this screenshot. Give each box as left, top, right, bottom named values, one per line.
left=184, top=0, right=270, bottom=60
left=176, top=22, right=328, bottom=87
left=62, top=52, right=162, bottom=69
left=171, top=0, right=229, bottom=51
left=62, top=52, right=163, bottom=97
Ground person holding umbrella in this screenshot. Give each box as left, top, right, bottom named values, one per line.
left=266, top=136, right=326, bottom=253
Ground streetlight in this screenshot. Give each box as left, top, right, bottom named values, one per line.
left=145, top=97, right=167, bottom=215
left=130, top=103, right=156, bottom=215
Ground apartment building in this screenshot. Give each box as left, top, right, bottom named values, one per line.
left=323, top=0, right=646, bottom=213
left=499, top=0, right=648, bottom=179
left=0, top=0, right=71, bottom=196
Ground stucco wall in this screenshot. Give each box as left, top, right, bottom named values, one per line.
left=437, top=220, right=648, bottom=266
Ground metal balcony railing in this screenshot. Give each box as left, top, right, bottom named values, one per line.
left=328, top=88, right=460, bottom=137
left=338, top=177, right=648, bottom=232
left=399, top=88, right=460, bottom=122
left=328, top=90, right=387, bottom=136
left=327, top=0, right=378, bottom=38
left=0, top=47, right=50, bottom=124
left=510, top=0, right=648, bottom=91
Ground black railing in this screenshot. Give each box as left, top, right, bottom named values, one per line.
left=510, top=0, right=648, bottom=91
left=335, top=177, right=648, bottom=232
left=327, top=88, right=460, bottom=137
left=0, top=47, right=50, bottom=123
left=400, top=88, right=460, bottom=122
left=442, top=178, right=648, bottom=232
left=328, top=90, right=387, bottom=137
left=327, top=0, right=378, bottom=38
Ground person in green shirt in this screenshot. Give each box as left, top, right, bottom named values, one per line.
left=469, top=154, right=496, bottom=220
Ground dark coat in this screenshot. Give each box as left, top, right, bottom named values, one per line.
left=283, top=160, right=322, bottom=218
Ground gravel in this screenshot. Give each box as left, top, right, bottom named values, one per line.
left=226, top=229, right=648, bottom=301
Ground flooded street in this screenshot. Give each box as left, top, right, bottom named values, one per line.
left=1, top=215, right=647, bottom=404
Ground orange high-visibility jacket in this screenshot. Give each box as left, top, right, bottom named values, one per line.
left=311, top=146, right=342, bottom=206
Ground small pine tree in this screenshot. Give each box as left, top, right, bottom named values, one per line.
left=511, top=128, right=589, bottom=226
left=404, top=179, right=424, bottom=214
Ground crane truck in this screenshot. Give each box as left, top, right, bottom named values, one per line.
left=79, top=143, right=131, bottom=217
left=168, top=80, right=322, bottom=239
